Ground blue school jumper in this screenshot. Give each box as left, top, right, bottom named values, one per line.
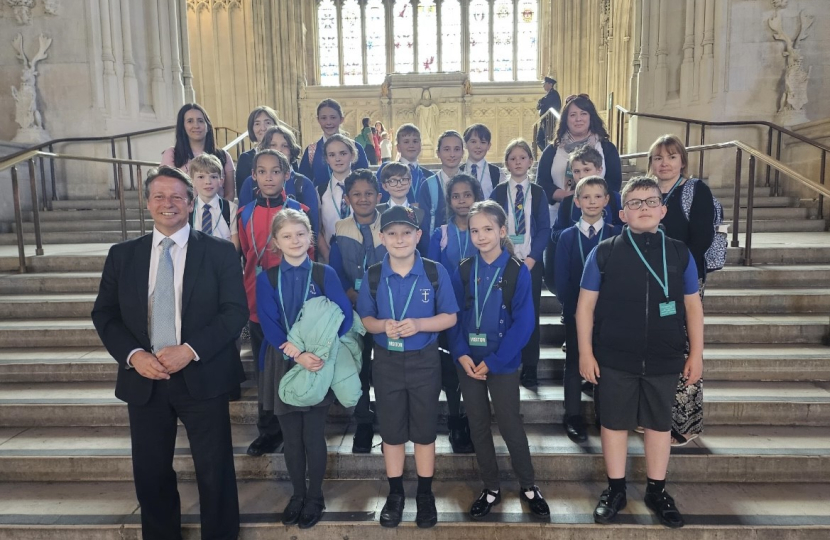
left=417, top=171, right=451, bottom=241
left=377, top=161, right=432, bottom=204
left=427, top=221, right=478, bottom=271
left=356, top=252, right=458, bottom=351
left=239, top=171, right=320, bottom=238
left=256, top=256, right=353, bottom=370
left=447, top=250, right=535, bottom=374
left=299, top=136, right=370, bottom=191
left=490, top=182, right=551, bottom=263
left=329, top=211, right=388, bottom=293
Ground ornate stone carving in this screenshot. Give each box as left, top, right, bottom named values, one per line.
left=768, top=9, right=813, bottom=125
left=11, top=33, right=52, bottom=143
left=43, top=0, right=58, bottom=15
left=415, top=89, right=440, bottom=145
left=772, top=0, right=789, bottom=8
left=6, top=0, right=35, bottom=25
left=599, top=0, right=612, bottom=47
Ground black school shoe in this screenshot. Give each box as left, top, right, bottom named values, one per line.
left=563, top=414, right=588, bottom=443
left=246, top=432, right=283, bottom=456
left=593, top=488, right=627, bottom=524
left=352, top=423, right=374, bottom=453
left=644, top=489, right=685, bottom=528
left=280, top=496, right=304, bottom=526
left=520, top=366, right=538, bottom=389
left=415, top=493, right=438, bottom=528
left=448, top=415, right=475, bottom=453
left=469, top=489, right=501, bottom=519
left=298, top=498, right=325, bottom=529
left=519, top=486, right=550, bottom=518
left=379, top=493, right=405, bottom=528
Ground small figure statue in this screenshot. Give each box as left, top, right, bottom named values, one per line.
left=415, top=89, right=440, bottom=146
left=11, top=33, right=52, bottom=143
left=43, top=0, right=60, bottom=15
left=768, top=10, right=813, bottom=123
left=6, top=0, right=35, bottom=25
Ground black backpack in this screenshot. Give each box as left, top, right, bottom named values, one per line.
left=367, top=258, right=441, bottom=300
left=266, top=261, right=327, bottom=295
left=457, top=255, right=523, bottom=315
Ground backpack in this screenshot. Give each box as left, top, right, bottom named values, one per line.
left=239, top=197, right=302, bottom=232
left=458, top=255, right=523, bottom=315
left=266, top=261, right=327, bottom=296
left=367, top=258, right=441, bottom=301
left=189, top=199, right=231, bottom=231
left=288, top=174, right=307, bottom=207
left=680, top=178, right=727, bottom=272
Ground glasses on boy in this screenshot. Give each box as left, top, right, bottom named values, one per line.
left=383, top=176, right=412, bottom=187
left=623, top=197, right=662, bottom=210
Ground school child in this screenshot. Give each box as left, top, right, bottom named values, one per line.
left=417, top=130, right=465, bottom=241
left=380, top=131, right=392, bottom=163
left=238, top=149, right=313, bottom=457
left=317, top=134, right=359, bottom=263
left=576, top=177, right=704, bottom=529
left=328, top=169, right=387, bottom=453
left=299, top=99, right=369, bottom=189
left=377, top=124, right=431, bottom=203
left=490, top=139, right=551, bottom=389
left=356, top=206, right=459, bottom=529
left=462, top=124, right=503, bottom=198
left=447, top=201, right=550, bottom=519
left=238, top=126, right=319, bottom=238
left=553, top=176, right=621, bottom=443
left=376, top=161, right=425, bottom=215
left=236, top=105, right=278, bottom=195
left=257, top=208, right=354, bottom=529
left=189, top=154, right=240, bottom=252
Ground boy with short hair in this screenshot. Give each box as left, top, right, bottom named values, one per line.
left=576, top=177, right=704, bottom=529
left=329, top=169, right=387, bottom=453
left=376, top=161, right=426, bottom=222
left=462, top=124, right=503, bottom=198
left=377, top=124, right=431, bottom=204
left=553, top=176, right=620, bottom=443
left=189, top=154, right=240, bottom=252
left=238, top=149, right=313, bottom=458
left=356, top=206, right=458, bottom=529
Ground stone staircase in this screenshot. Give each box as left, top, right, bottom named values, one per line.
left=1, top=185, right=830, bottom=538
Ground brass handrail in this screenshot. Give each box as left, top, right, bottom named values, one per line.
left=531, top=107, right=561, bottom=159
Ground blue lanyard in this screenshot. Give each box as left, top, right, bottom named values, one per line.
left=473, top=257, right=501, bottom=333
left=626, top=228, right=670, bottom=299
left=662, top=176, right=684, bottom=203
left=408, top=166, right=423, bottom=198
left=454, top=223, right=470, bottom=257
left=277, top=264, right=313, bottom=330
left=386, top=275, right=419, bottom=321
left=577, top=221, right=604, bottom=265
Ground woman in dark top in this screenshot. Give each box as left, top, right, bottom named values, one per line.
left=235, top=106, right=279, bottom=197
left=648, top=134, right=714, bottom=446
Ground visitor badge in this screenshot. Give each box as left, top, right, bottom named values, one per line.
left=469, top=333, right=487, bottom=347
left=354, top=278, right=362, bottom=291
left=388, top=339, right=404, bottom=352
left=255, top=265, right=263, bottom=276
left=509, top=234, right=525, bottom=245
left=659, top=301, right=677, bottom=317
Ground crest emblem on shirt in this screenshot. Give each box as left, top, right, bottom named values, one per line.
left=420, top=288, right=430, bottom=303
left=309, top=283, right=316, bottom=295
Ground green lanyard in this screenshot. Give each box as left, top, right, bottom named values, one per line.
left=662, top=176, right=684, bottom=203
left=473, top=257, right=501, bottom=333
left=386, top=275, right=419, bottom=321
left=626, top=228, right=669, bottom=300
left=577, top=220, right=604, bottom=265
left=277, top=264, right=313, bottom=330
left=454, top=223, right=469, bottom=257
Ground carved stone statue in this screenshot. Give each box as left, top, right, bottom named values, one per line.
left=6, top=0, right=35, bottom=25
left=43, top=0, right=60, bottom=15
left=11, top=33, right=52, bottom=144
left=415, top=89, right=440, bottom=146
left=768, top=10, right=813, bottom=125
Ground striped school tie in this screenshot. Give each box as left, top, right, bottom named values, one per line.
left=151, top=238, right=177, bottom=352
left=201, top=204, right=212, bottom=234
left=515, top=185, right=526, bottom=235
left=471, top=163, right=478, bottom=179
left=589, top=225, right=596, bottom=239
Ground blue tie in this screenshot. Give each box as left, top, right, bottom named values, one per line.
left=338, top=183, right=349, bottom=218
left=588, top=225, right=596, bottom=239
left=201, top=204, right=212, bottom=234
left=515, top=185, right=526, bottom=235
left=471, top=163, right=478, bottom=180
left=152, top=238, right=177, bottom=352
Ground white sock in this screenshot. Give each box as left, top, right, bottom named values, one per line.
left=486, top=490, right=499, bottom=503
left=524, top=488, right=536, bottom=499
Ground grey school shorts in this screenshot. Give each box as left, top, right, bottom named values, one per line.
left=597, top=366, right=680, bottom=432
left=372, top=341, right=441, bottom=445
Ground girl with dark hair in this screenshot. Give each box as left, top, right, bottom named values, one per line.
left=235, top=105, right=280, bottom=196
left=161, top=103, right=235, bottom=198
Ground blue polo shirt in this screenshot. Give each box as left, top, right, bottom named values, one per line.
left=427, top=222, right=478, bottom=271
left=356, top=252, right=458, bottom=351
left=447, top=250, right=535, bottom=374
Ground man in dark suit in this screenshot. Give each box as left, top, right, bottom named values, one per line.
left=92, top=165, right=248, bottom=540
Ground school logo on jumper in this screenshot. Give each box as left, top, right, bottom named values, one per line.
left=420, top=288, right=431, bottom=303
left=309, top=283, right=317, bottom=295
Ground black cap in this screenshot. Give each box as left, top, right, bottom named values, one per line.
left=380, top=205, right=419, bottom=230
left=544, top=76, right=556, bottom=85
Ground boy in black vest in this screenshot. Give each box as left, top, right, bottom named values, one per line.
left=576, top=177, right=703, bottom=529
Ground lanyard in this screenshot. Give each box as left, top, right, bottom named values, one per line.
left=473, top=257, right=500, bottom=333
left=277, top=264, right=313, bottom=330
left=408, top=165, right=424, bottom=198
left=250, top=206, right=271, bottom=264
left=662, top=176, right=684, bottom=203
left=386, top=275, right=419, bottom=321
left=330, top=176, right=351, bottom=220
left=577, top=220, right=604, bottom=265
left=626, top=228, right=670, bottom=300
left=453, top=222, right=470, bottom=257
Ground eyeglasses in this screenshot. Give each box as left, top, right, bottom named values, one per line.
left=565, top=93, right=590, bottom=105
left=384, top=176, right=411, bottom=187
left=623, top=197, right=663, bottom=210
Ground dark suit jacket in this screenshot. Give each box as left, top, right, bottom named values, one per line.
left=92, top=229, right=249, bottom=406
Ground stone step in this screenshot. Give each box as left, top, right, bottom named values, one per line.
left=725, top=219, right=825, bottom=233
left=719, top=196, right=799, bottom=208
left=706, top=264, right=830, bottom=288
left=13, top=220, right=152, bottom=233
left=0, top=272, right=102, bottom=294
left=0, top=232, right=141, bottom=245
left=1, top=480, right=828, bottom=538
left=28, top=208, right=152, bottom=222
left=2, top=345, right=827, bottom=384
left=1, top=380, right=827, bottom=427
left=718, top=206, right=808, bottom=220
left=51, top=199, right=144, bottom=211
left=726, top=245, right=830, bottom=265
left=0, top=424, right=827, bottom=483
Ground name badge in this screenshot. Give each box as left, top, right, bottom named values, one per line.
left=354, top=278, right=362, bottom=291
left=387, top=339, right=404, bottom=352
left=659, top=301, right=677, bottom=317
left=255, top=265, right=263, bottom=276
left=509, top=234, right=525, bottom=245
left=469, top=333, right=487, bottom=347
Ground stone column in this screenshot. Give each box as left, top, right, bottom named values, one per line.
left=680, top=0, right=695, bottom=105
left=119, top=0, right=139, bottom=116
left=168, top=0, right=186, bottom=110
left=179, top=0, right=196, bottom=102
left=628, top=0, right=643, bottom=110
left=699, top=0, right=715, bottom=103
left=147, top=0, right=167, bottom=118
left=99, top=0, right=121, bottom=114
left=653, top=0, right=667, bottom=109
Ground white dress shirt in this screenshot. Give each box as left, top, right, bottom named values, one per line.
left=321, top=173, right=351, bottom=243
left=193, top=195, right=238, bottom=241
left=466, top=158, right=501, bottom=198
left=578, top=217, right=605, bottom=238
left=506, top=177, right=533, bottom=260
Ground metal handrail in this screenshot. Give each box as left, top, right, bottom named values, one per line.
left=531, top=107, right=561, bottom=159
left=623, top=140, right=830, bottom=266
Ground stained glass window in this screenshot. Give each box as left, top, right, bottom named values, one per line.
left=317, top=0, right=339, bottom=86
left=468, top=0, right=490, bottom=82
left=342, top=0, right=363, bottom=85
left=366, top=0, right=387, bottom=84
left=492, top=0, right=514, bottom=81
left=440, top=0, right=462, bottom=72
left=516, top=0, right=538, bottom=81
left=393, top=0, right=414, bottom=73
left=417, top=0, right=438, bottom=73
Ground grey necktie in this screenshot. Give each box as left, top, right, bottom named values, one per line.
left=151, top=238, right=177, bottom=352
